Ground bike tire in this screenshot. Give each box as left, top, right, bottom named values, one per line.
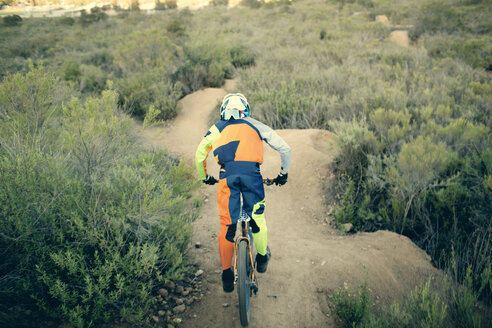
left=237, top=240, right=251, bottom=326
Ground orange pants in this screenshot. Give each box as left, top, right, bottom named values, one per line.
left=217, top=171, right=267, bottom=271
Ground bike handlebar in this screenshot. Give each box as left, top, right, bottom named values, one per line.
left=204, top=177, right=278, bottom=186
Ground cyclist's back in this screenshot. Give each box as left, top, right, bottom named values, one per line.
left=195, top=93, right=291, bottom=293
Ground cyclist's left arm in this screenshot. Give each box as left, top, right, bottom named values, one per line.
left=246, top=118, right=291, bottom=173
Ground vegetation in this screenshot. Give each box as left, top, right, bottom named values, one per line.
left=330, top=280, right=371, bottom=327
left=0, top=7, right=255, bottom=122
left=330, top=273, right=488, bottom=328
left=0, top=0, right=15, bottom=8
left=0, top=66, right=198, bottom=326
left=2, top=14, right=21, bottom=26
left=1, top=0, right=491, bottom=326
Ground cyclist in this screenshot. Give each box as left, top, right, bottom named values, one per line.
left=195, top=93, right=291, bottom=293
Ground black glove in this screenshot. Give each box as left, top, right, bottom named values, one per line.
left=273, top=172, right=288, bottom=186
left=203, top=175, right=218, bottom=185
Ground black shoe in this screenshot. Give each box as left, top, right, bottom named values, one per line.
left=256, top=246, right=271, bottom=273
left=222, top=268, right=234, bottom=293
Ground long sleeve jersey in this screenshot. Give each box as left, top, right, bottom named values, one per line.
left=195, top=117, right=291, bottom=180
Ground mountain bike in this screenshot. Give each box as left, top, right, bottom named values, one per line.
left=205, top=177, right=276, bottom=326
left=234, top=178, right=274, bottom=327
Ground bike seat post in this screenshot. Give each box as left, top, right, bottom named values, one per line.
left=239, top=208, right=249, bottom=237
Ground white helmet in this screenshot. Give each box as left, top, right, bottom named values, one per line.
left=220, top=93, right=250, bottom=120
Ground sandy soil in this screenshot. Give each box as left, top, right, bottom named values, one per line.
left=135, top=80, right=440, bottom=327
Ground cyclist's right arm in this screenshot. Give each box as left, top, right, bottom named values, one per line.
left=195, top=125, right=221, bottom=181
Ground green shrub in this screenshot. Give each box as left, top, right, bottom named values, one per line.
left=241, top=0, right=263, bottom=8
left=424, top=34, right=492, bottom=71
left=0, top=65, right=68, bottom=148
left=82, top=49, right=113, bottom=71
left=410, top=0, right=492, bottom=39
left=211, top=0, right=229, bottom=5
left=230, top=46, right=255, bottom=68
left=79, top=7, right=108, bottom=26
left=0, top=56, right=28, bottom=80
left=175, top=40, right=233, bottom=93
left=2, top=14, right=22, bottom=26
left=61, top=60, right=81, bottom=82
left=80, top=64, right=107, bottom=93
left=405, top=279, right=447, bottom=328
left=0, top=67, right=197, bottom=327
left=4, top=30, right=58, bottom=60
left=112, top=28, right=183, bottom=77
left=166, top=17, right=186, bottom=35
left=117, top=73, right=183, bottom=120
left=330, top=275, right=485, bottom=328
left=330, top=280, right=371, bottom=328
left=410, top=1, right=463, bottom=39
left=448, top=266, right=483, bottom=328
left=329, top=118, right=381, bottom=183
left=58, top=16, right=75, bottom=26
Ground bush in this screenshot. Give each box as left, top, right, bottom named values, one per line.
left=79, top=7, right=108, bottom=26
left=175, top=40, right=234, bottom=93
left=241, top=0, right=263, bottom=8
left=330, top=280, right=371, bottom=328
left=58, top=16, right=75, bottom=26
left=80, top=64, right=107, bottom=93
left=404, top=279, right=447, bottom=328
left=448, top=266, right=483, bottom=328
left=117, top=72, right=183, bottom=120
left=410, top=0, right=492, bottom=40
left=61, top=60, right=81, bottom=82
left=329, top=118, right=381, bottom=184
left=423, top=34, right=492, bottom=71
left=112, top=29, right=183, bottom=77
left=82, top=49, right=113, bottom=71
left=166, top=17, right=186, bottom=35
left=410, top=1, right=463, bottom=39
left=230, top=46, right=255, bottom=68
left=211, top=0, right=229, bottom=5
left=330, top=276, right=484, bottom=328
left=0, top=67, right=197, bottom=326
left=2, top=14, right=22, bottom=26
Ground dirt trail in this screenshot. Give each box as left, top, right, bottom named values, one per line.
left=136, top=81, right=440, bottom=327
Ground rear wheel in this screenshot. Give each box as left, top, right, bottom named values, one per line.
left=237, top=240, right=251, bottom=326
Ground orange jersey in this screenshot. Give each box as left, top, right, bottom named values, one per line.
left=195, top=117, right=291, bottom=180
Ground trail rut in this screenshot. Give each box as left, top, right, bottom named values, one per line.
left=136, top=81, right=439, bottom=328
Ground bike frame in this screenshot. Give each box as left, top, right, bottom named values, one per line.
left=233, top=211, right=257, bottom=290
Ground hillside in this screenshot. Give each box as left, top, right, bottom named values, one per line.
left=1, top=0, right=490, bottom=326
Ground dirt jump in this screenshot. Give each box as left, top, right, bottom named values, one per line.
left=136, top=80, right=439, bottom=327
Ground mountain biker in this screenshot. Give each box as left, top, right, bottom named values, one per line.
left=195, top=93, right=291, bottom=293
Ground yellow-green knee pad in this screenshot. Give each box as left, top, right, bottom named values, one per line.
left=251, top=199, right=268, bottom=256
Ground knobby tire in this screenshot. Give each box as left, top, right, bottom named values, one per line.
left=237, top=240, right=250, bottom=326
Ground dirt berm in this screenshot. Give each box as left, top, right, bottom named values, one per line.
left=137, top=81, right=440, bottom=327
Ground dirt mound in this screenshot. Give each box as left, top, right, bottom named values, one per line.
left=135, top=82, right=439, bottom=327
left=390, top=30, right=410, bottom=47
left=375, top=14, right=411, bottom=48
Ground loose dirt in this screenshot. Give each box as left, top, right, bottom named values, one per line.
left=390, top=30, right=410, bottom=47
left=136, top=80, right=440, bottom=327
